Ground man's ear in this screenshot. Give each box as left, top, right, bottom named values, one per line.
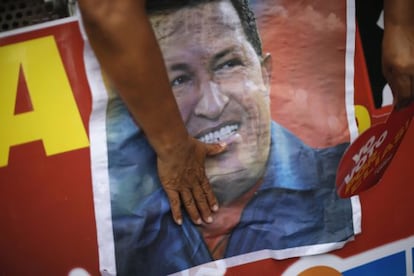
left=261, top=53, right=272, bottom=89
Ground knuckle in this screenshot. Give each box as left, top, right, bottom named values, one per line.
left=169, top=197, right=180, bottom=207
left=200, top=180, right=212, bottom=191
left=392, top=60, right=412, bottom=73
left=195, top=195, right=207, bottom=204
left=183, top=197, right=194, bottom=207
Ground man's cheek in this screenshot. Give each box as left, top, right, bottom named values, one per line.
left=216, top=75, right=246, bottom=96
left=174, top=93, right=196, bottom=122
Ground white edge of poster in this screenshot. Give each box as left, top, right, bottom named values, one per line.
left=345, top=0, right=362, bottom=237
left=78, top=12, right=118, bottom=276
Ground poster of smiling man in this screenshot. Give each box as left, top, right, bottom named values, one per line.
left=87, top=0, right=361, bottom=275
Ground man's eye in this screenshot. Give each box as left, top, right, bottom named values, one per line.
left=216, top=58, right=243, bottom=71
left=171, top=75, right=191, bottom=87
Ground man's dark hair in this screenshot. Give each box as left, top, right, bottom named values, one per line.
left=146, top=0, right=263, bottom=56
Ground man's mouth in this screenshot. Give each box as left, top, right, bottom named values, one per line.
left=197, top=123, right=239, bottom=144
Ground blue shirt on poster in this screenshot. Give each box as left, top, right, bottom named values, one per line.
left=106, top=96, right=355, bottom=275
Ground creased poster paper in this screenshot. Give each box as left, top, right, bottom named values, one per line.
left=86, top=0, right=361, bottom=275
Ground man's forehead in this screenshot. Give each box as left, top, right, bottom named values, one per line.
left=149, top=0, right=242, bottom=42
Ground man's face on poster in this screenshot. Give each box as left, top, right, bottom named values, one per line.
left=150, top=0, right=272, bottom=204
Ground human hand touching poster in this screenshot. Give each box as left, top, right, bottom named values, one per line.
left=78, top=0, right=226, bottom=226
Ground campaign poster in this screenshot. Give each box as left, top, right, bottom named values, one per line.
left=0, top=19, right=100, bottom=275
left=3, top=0, right=414, bottom=275
left=87, top=0, right=361, bottom=275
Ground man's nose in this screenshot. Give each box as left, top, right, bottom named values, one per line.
left=194, top=81, right=229, bottom=119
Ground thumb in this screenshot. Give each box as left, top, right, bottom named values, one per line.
left=204, top=142, right=227, bottom=156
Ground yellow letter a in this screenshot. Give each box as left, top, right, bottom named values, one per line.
left=0, top=36, right=89, bottom=167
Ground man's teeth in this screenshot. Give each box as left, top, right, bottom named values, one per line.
left=198, top=124, right=239, bottom=144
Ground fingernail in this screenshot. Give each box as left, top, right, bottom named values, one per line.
left=212, top=204, right=219, bottom=212
left=206, top=216, right=213, bottom=223
left=176, top=218, right=182, bottom=225
left=196, top=218, right=202, bottom=225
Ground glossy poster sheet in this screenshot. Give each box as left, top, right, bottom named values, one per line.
left=85, top=0, right=361, bottom=275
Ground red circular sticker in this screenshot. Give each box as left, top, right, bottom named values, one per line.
left=336, top=105, right=414, bottom=198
